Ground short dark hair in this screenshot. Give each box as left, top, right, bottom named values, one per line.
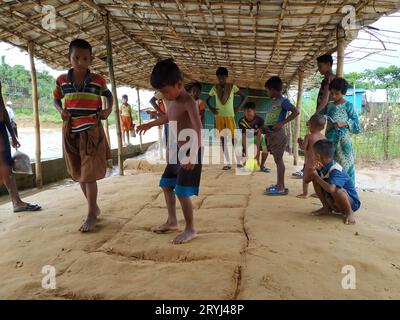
left=243, top=101, right=256, bottom=110
left=313, top=139, right=335, bottom=159
left=317, top=54, right=333, bottom=66
left=191, top=82, right=202, bottom=91
left=265, top=76, right=283, bottom=92
left=309, top=114, right=326, bottom=130
left=150, top=58, right=183, bottom=89
left=329, top=77, right=349, bottom=94
left=216, top=67, right=228, bottom=76
left=122, top=94, right=128, bottom=99
left=69, top=39, right=92, bottom=56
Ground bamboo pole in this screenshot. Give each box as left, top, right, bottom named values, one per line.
left=136, top=87, right=143, bottom=151
left=101, top=96, right=110, bottom=146
left=336, top=25, right=346, bottom=78
left=293, top=70, right=304, bottom=166
left=103, top=12, right=124, bottom=176
left=27, top=42, right=42, bottom=188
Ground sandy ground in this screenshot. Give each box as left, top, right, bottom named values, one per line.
left=0, top=150, right=399, bottom=300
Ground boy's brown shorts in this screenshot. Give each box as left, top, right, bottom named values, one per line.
left=62, top=121, right=112, bottom=183
left=265, top=128, right=287, bottom=158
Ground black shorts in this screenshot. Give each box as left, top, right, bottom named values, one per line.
left=159, top=147, right=202, bottom=197
left=0, top=122, right=13, bottom=166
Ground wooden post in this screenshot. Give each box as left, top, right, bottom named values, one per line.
left=101, top=96, right=110, bottom=146
left=136, top=87, right=143, bottom=151
left=336, top=25, right=346, bottom=78
left=27, top=42, right=42, bottom=188
left=103, top=12, right=124, bottom=175
left=293, top=70, right=304, bottom=166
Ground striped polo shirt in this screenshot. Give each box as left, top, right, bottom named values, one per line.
left=53, top=69, right=112, bottom=133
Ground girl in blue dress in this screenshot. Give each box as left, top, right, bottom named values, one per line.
left=318, top=78, right=360, bottom=184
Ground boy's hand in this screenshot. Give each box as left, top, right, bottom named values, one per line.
left=312, top=160, right=323, bottom=171
left=181, top=162, right=195, bottom=170
left=136, top=123, right=151, bottom=135
left=61, top=110, right=72, bottom=121
left=11, top=136, right=21, bottom=149
left=210, top=108, right=218, bottom=115
left=297, top=137, right=303, bottom=145
left=99, top=108, right=112, bottom=120
left=272, top=122, right=284, bottom=131
left=333, top=121, right=347, bottom=129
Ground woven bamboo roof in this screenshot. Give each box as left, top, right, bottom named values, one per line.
left=0, top=0, right=399, bottom=90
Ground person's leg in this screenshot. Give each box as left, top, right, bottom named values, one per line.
left=122, top=129, right=126, bottom=145
left=126, top=130, right=131, bottom=145
left=311, top=181, right=333, bottom=215
left=80, top=182, right=101, bottom=217
left=173, top=196, right=196, bottom=244
left=79, top=181, right=100, bottom=232
left=0, top=160, right=25, bottom=208
left=260, top=150, right=268, bottom=167
left=331, top=188, right=356, bottom=225
left=220, top=136, right=231, bottom=169
left=153, top=186, right=179, bottom=233
left=273, top=153, right=285, bottom=192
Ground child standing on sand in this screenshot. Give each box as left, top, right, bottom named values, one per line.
left=263, top=76, right=299, bottom=196
left=120, top=94, right=134, bottom=146
left=136, top=59, right=202, bottom=244
left=296, top=114, right=326, bottom=199
left=53, top=39, right=113, bottom=232
left=206, top=67, right=247, bottom=170
left=305, top=139, right=360, bottom=225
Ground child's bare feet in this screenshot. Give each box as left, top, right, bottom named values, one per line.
left=79, top=214, right=97, bottom=232
left=310, top=193, right=319, bottom=198
left=311, top=207, right=332, bottom=216
left=152, top=221, right=179, bottom=234
left=95, top=205, right=101, bottom=218
left=172, top=228, right=196, bottom=244
left=344, top=212, right=356, bottom=225
left=296, top=193, right=308, bottom=199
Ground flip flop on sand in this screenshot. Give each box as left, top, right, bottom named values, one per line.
left=222, top=165, right=231, bottom=170
left=264, top=186, right=289, bottom=196
left=260, top=166, right=271, bottom=173
left=13, top=203, right=41, bottom=213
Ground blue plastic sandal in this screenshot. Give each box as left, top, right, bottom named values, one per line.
left=264, top=186, right=289, bottom=196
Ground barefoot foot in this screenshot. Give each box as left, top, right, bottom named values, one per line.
left=152, top=221, right=179, bottom=234
left=344, top=212, right=356, bottom=225
left=79, top=214, right=97, bottom=232
left=95, top=205, right=101, bottom=218
left=296, top=193, right=308, bottom=199
left=172, top=229, right=196, bottom=244
left=311, top=207, right=332, bottom=216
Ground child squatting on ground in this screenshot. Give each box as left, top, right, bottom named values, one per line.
left=136, top=59, right=203, bottom=245
left=53, top=39, right=113, bottom=232
left=296, top=114, right=326, bottom=199
left=305, top=139, right=361, bottom=225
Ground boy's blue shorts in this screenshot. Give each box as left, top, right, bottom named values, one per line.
left=159, top=148, right=202, bottom=197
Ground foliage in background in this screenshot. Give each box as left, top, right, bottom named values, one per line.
left=345, top=65, right=400, bottom=89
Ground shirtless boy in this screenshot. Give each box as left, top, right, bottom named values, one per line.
left=136, top=59, right=202, bottom=244
left=296, top=114, right=326, bottom=198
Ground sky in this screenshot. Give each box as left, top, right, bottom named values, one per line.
left=0, top=11, right=399, bottom=103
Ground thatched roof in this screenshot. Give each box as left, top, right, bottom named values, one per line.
left=0, top=0, right=399, bottom=90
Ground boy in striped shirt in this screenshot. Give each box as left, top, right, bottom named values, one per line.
left=53, top=39, right=113, bottom=232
